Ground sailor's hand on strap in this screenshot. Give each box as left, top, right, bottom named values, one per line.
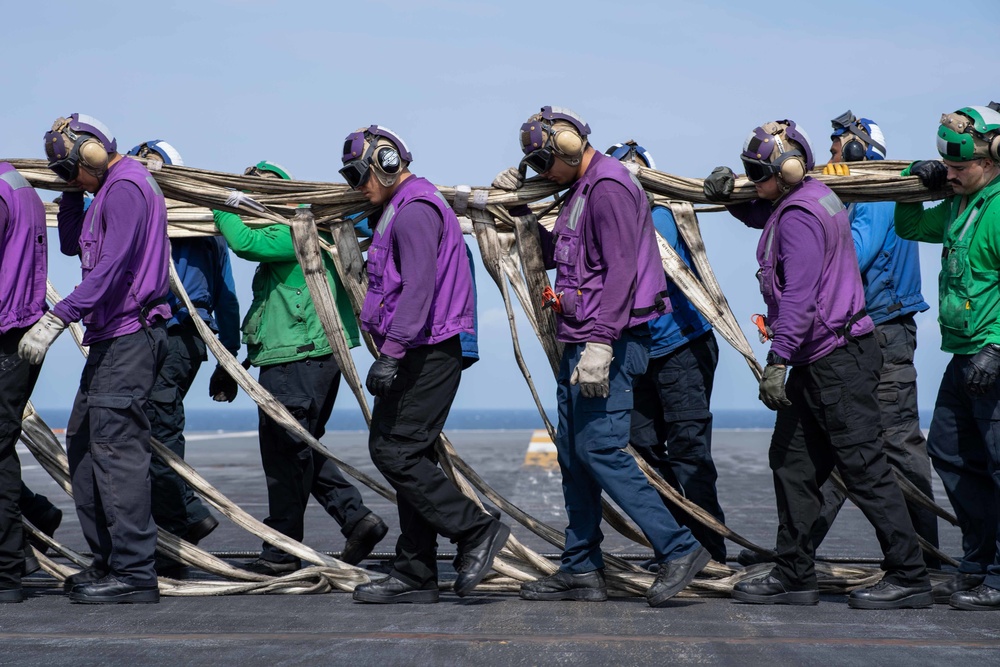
left=366, top=353, right=401, bottom=398
left=492, top=167, right=524, bottom=192
left=822, top=163, right=851, bottom=176
left=758, top=359, right=792, bottom=411
left=909, top=160, right=948, bottom=190
left=17, top=312, right=67, bottom=365
left=703, top=166, right=735, bottom=202
left=209, top=364, right=239, bottom=403
left=570, top=342, right=613, bottom=399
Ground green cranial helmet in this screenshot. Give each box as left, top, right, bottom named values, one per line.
left=937, top=106, right=1000, bottom=162
left=244, top=160, right=293, bottom=180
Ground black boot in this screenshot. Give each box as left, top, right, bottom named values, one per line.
left=353, top=575, right=439, bottom=604
left=933, top=573, right=985, bottom=604
left=63, top=566, right=109, bottom=593
left=69, top=575, right=160, bottom=604
left=732, top=574, right=818, bottom=605
left=342, top=513, right=388, bottom=566
left=949, top=584, right=1000, bottom=611
left=647, top=546, right=711, bottom=607
left=848, top=580, right=933, bottom=609
left=520, top=570, right=607, bottom=601
left=453, top=521, right=510, bottom=597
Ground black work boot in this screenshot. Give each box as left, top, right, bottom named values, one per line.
left=848, top=580, right=933, bottom=609
left=69, top=575, right=160, bottom=604
left=520, top=569, right=608, bottom=601
left=453, top=521, right=510, bottom=597
left=353, top=575, right=439, bottom=604
left=63, top=566, right=109, bottom=593
left=647, top=546, right=711, bottom=607
left=933, top=573, right=986, bottom=604
left=241, top=557, right=299, bottom=576
left=732, top=574, right=819, bottom=605
left=949, top=584, right=1000, bottom=611
left=736, top=548, right=776, bottom=567
left=341, top=513, right=389, bottom=566
left=183, top=515, right=219, bottom=546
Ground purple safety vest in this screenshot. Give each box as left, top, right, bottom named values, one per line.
left=756, top=177, right=873, bottom=364
left=76, top=157, right=171, bottom=343
left=0, top=163, right=47, bottom=334
left=361, top=176, right=475, bottom=349
left=551, top=152, right=669, bottom=343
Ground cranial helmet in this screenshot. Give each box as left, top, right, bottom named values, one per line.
left=740, top=119, right=814, bottom=187
left=127, top=139, right=185, bottom=166
left=244, top=160, right=293, bottom=180
left=339, top=125, right=412, bottom=189
left=605, top=140, right=656, bottom=169
left=518, top=106, right=591, bottom=173
left=937, top=106, right=1000, bottom=162
left=830, top=110, right=886, bottom=161
left=43, top=113, right=118, bottom=181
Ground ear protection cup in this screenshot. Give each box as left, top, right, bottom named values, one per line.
left=552, top=127, right=584, bottom=158
left=778, top=154, right=806, bottom=185
left=375, top=145, right=401, bottom=174
left=989, top=134, right=1000, bottom=162
left=79, top=137, right=109, bottom=173
left=841, top=137, right=867, bottom=162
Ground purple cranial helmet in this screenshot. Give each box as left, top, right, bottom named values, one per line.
left=519, top=106, right=591, bottom=172
left=740, top=119, right=814, bottom=186
left=43, top=113, right=118, bottom=181
left=339, top=125, right=412, bottom=189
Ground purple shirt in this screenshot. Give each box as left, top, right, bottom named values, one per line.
left=382, top=200, right=441, bottom=358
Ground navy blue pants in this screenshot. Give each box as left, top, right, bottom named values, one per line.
left=768, top=335, right=927, bottom=589
left=144, top=321, right=212, bottom=536
left=0, top=326, right=41, bottom=588
left=557, top=332, right=699, bottom=573
left=369, top=337, right=493, bottom=588
left=67, top=324, right=167, bottom=587
left=927, top=354, right=1000, bottom=589
left=631, top=331, right=724, bottom=561
left=257, top=354, right=372, bottom=565
left=813, top=315, right=939, bottom=566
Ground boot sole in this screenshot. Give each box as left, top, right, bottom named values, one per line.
left=519, top=588, right=608, bottom=602
left=647, top=548, right=713, bottom=607
left=0, top=590, right=24, bottom=603
left=454, top=524, right=511, bottom=597
left=949, top=598, right=1000, bottom=611
left=848, top=590, right=933, bottom=610
left=69, top=589, right=160, bottom=604
left=352, top=589, right=439, bottom=604
left=731, top=589, right=819, bottom=605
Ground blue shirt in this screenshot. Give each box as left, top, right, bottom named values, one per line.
left=647, top=205, right=712, bottom=357
left=849, top=201, right=928, bottom=325
left=169, top=236, right=242, bottom=355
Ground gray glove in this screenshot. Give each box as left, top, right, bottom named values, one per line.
left=492, top=167, right=523, bottom=192
left=570, top=342, right=613, bottom=398
left=704, top=166, right=735, bottom=202
left=758, top=363, right=792, bottom=411
left=18, top=312, right=67, bottom=365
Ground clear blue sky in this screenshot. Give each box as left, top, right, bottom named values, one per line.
left=5, top=1, right=999, bottom=417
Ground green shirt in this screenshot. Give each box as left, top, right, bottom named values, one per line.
left=894, top=168, right=1000, bottom=354
left=214, top=210, right=360, bottom=366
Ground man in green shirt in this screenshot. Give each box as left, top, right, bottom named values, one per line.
left=214, top=161, right=387, bottom=574
left=895, top=106, right=1000, bottom=610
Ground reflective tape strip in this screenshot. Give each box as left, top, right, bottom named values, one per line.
left=0, top=170, right=31, bottom=190
left=567, top=194, right=586, bottom=231
left=376, top=203, right=396, bottom=235
left=818, top=192, right=845, bottom=217
left=146, top=175, right=164, bottom=197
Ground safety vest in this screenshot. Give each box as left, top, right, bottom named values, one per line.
left=0, top=163, right=47, bottom=333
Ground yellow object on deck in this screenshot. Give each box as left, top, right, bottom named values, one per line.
left=524, top=429, right=558, bottom=468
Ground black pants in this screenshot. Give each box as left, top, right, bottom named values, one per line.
left=144, top=321, right=212, bottom=535
left=368, top=336, right=492, bottom=588
left=811, top=315, right=939, bottom=567
left=0, top=326, right=41, bottom=588
left=630, top=331, right=726, bottom=561
left=257, top=354, right=371, bottom=565
left=768, top=334, right=927, bottom=589
left=67, top=324, right=167, bottom=587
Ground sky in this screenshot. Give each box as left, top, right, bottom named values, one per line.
left=4, top=0, right=1000, bottom=418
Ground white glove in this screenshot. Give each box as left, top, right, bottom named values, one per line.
left=18, top=312, right=67, bottom=365
left=570, top=342, right=613, bottom=398
left=492, top=167, right=523, bottom=192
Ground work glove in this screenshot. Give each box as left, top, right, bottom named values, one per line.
left=366, top=353, right=401, bottom=398
left=570, top=342, right=613, bottom=398
left=758, top=363, right=792, bottom=411
left=208, top=364, right=239, bottom=403
left=18, top=312, right=67, bottom=365
left=909, top=160, right=948, bottom=191
left=965, top=344, right=1000, bottom=395
left=703, top=166, right=735, bottom=202
left=822, top=163, right=851, bottom=176
left=492, top=167, right=524, bottom=192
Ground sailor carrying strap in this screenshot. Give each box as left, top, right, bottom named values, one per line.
left=139, top=295, right=170, bottom=329
left=838, top=308, right=868, bottom=343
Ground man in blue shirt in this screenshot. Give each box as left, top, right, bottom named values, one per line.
left=129, top=141, right=241, bottom=559
left=608, top=142, right=725, bottom=564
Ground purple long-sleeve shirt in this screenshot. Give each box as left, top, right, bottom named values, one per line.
left=380, top=200, right=441, bottom=359
left=539, top=178, right=639, bottom=344
left=52, top=187, right=147, bottom=324
left=729, top=199, right=828, bottom=362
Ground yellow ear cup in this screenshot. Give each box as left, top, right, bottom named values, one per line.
left=552, top=128, right=584, bottom=158
left=79, top=138, right=109, bottom=172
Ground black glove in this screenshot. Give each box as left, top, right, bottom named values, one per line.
left=910, top=160, right=948, bottom=190
left=759, top=358, right=792, bottom=411
left=366, top=354, right=401, bottom=398
left=704, top=166, right=735, bottom=202
left=965, top=344, right=1000, bottom=395
left=209, top=364, right=239, bottom=403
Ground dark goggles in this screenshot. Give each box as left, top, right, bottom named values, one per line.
left=741, top=158, right=778, bottom=183
left=521, top=147, right=555, bottom=175
left=339, top=159, right=372, bottom=189
left=48, top=141, right=83, bottom=181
